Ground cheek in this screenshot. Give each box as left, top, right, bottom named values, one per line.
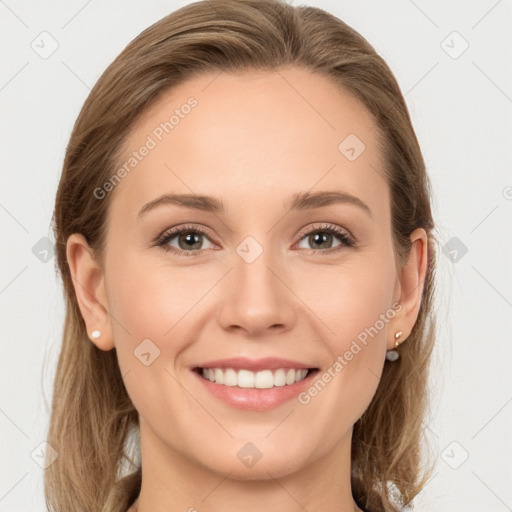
left=103, top=252, right=191, bottom=382
left=294, top=254, right=396, bottom=346
left=294, top=256, right=396, bottom=419
left=104, top=255, right=202, bottom=431
left=104, top=250, right=230, bottom=400
left=106, top=249, right=210, bottom=343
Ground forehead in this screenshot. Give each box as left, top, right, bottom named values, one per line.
left=109, top=67, right=388, bottom=222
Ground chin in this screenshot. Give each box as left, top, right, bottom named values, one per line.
left=193, top=446, right=311, bottom=481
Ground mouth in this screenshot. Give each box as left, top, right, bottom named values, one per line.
left=191, top=358, right=320, bottom=411
left=193, top=366, right=319, bottom=389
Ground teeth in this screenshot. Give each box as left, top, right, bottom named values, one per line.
left=238, top=369, right=255, bottom=388
left=200, top=367, right=309, bottom=388
left=214, top=368, right=224, bottom=385
left=224, top=368, right=237, bottom=386
left=255, top=369, right=274, bottom=389
left=274, top=368, right=286, bottom=386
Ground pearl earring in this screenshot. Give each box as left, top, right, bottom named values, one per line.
left=91, top=330, right=101, bottom=340
left=385, top=330, right=403, bottom=362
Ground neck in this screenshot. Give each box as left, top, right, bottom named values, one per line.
left=131, top=420, right=361, bottom=512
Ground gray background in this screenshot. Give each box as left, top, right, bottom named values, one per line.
left=1, top=0, right=511, bottom=510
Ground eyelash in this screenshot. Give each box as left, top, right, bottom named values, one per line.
left=155, top=223, right=356, bottom=257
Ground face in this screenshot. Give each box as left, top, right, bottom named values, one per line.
left=85, top=68, right=405, bottom=479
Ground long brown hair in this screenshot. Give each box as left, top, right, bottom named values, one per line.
left=46, top=1, right=437, bottom=511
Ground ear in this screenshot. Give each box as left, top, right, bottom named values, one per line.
left=66, top=233, right=114, bottom=351
left=388, top=227, right=429, bottom=350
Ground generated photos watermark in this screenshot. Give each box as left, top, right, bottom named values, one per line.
left=93, top=96, right=198, bottom=200
left=298, top=301, right=403, bottom=405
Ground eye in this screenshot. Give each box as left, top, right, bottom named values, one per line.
left=296, top=223, right=355, bottom=253
left=155, top=222, right=355, bottom=257
left=156, top=225, right=215, bottom=256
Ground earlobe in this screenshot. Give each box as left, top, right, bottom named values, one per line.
left=66, top=233, right=115, bottom=351
left=388, top=228, right=428, bottom=350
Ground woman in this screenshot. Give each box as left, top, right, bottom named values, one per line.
left=46, top=0, right=437, bottom=511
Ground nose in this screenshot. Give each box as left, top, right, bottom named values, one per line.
left=217, top=244, right=297, bottom=337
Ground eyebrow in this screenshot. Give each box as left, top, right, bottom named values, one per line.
left=137, top=190, right=372, bottom=219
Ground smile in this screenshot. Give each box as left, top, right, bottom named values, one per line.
left=197, top=367, right=311, bottom=389
left=191, top=356, right=320, bottom=410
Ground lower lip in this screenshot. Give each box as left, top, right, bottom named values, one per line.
left=193, top=369, right=317, bottom=411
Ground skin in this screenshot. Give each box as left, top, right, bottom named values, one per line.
left=67, top=67, right=428, bottom=512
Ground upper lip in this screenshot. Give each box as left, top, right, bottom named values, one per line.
left=193, top=357, right=317, bottom=372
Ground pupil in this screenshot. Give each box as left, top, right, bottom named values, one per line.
left=311, top=232, right=331, bottom=249
left=180, top=233, right=201, bottom=249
